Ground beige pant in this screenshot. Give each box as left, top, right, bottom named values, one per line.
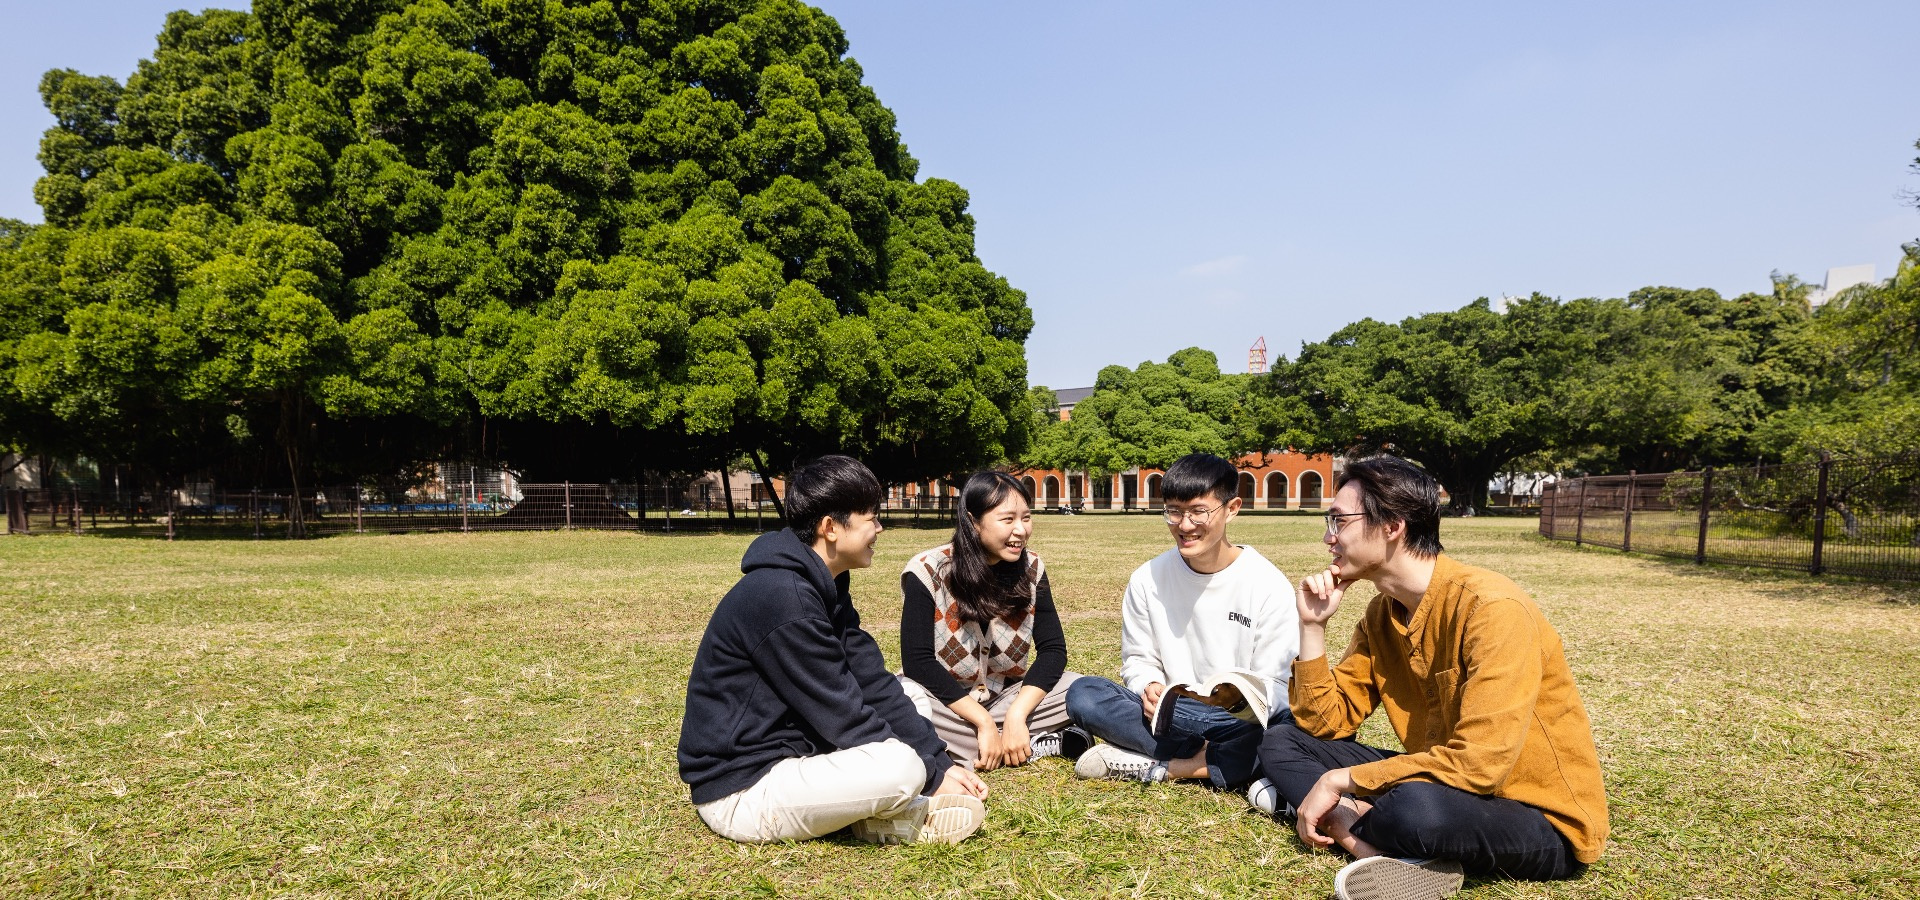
left=694, top=738, right=926, bottom=843
left=898, top=672, right=1082, bottom=767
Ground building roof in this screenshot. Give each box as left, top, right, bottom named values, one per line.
left=1052, top=386, right=1096, bottom=407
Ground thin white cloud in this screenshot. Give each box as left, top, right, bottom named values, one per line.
left=1180, top=255, right=1248, bottom=278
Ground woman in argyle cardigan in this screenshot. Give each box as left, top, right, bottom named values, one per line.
left=897, top=472, right=1091, bottom=770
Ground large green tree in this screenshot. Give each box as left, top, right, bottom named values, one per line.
left=1758, top=246, right=1920, bottom=460
left=1024, top=348, right=1255, bottom=473
left=1564, top=284, right=1816, bottom=473
left=1260, top=296, right=1586, bottom=513
left=0, top=0, right=1033, bottom=496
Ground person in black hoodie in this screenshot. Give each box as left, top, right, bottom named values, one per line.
left=678, top=455, right=989, bottom=845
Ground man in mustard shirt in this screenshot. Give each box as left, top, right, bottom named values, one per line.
left=1249, top=456, right=1607, bottom=900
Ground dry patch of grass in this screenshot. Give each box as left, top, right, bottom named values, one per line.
left=1, top=517, right=1916, bottom=897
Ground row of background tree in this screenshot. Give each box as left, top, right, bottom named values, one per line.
left=0, top=0, right=1912, bottom=514
left=1027, top=232, right=1920, bottom=512
left=0, top=0, right=1036, bottom=507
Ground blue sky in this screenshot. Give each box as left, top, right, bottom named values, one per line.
left=4, top=1, right=1916, bottom=389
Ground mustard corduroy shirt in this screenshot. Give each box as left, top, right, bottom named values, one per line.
left=1290, top=554, right=1609, bottom=864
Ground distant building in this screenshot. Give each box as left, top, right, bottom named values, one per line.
left=1051, top=386, right=1095, bottom=420
left=1018, top=450, right=1335, bottom=511
left=1807, top=264, right=1876, bottom=309
left=1015, top=385, right=1338, bottom=511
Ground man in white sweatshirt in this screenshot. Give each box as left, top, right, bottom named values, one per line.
left=1066, top=453, right=1299, bottom=789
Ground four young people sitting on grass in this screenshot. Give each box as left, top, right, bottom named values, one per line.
left=678, top=452, right=1609, bottom=900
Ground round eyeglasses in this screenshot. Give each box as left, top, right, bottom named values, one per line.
left=1161, top=503, right=1221, bottom=526
left=1323, top=512, right=1366, bottom=536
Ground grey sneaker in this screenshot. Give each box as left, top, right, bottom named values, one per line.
left=1029, top=725, right=1094, bottom=761
left=849, top=794, right=985, bottom=846
left=1334, top=857, right=1465, bottom=900
left=1072, top=743, right=1167, bottom=782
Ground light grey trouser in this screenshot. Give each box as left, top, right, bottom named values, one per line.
left=897, top=672, right=1081, bottom=767
left=694, top=738, right=925, bottom=843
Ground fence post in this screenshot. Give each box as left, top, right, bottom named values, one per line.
left=462, top=480, right=470, bottom=533
left=355, top=490, right=364, bottom=534
left=252, top=488, right=262, bottom=539
left=564, top=481, right=573, bottom=531
left=1811, top=454, right=1831, bottom=576
left=1622, top=471, right=1635, bottom=553
left=70, top=488, right=81, bottom=535
left=166, top=487, right=176, bottom=542
left=1696, top=467, right=1713, bottom=565
left=1539, top=482, right=1554, bottom=538
left=1574, top=478, right=1588, bottom=546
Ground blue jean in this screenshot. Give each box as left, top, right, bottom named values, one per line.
left=1064, top=676, right=1267, bottom=789
left=1258, top=722, right=1583, bottom=880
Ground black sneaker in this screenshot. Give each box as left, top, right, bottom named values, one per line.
left=1031, top=725, right=1094, bottom=761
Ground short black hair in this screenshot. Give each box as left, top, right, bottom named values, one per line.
left=1336, top=456, right=1443, bottom=558
left=1162, top=453, right=1239, bottom=504
left=785, top=455, right=883, bottom=543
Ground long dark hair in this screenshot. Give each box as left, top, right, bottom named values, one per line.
left=948, top=471, right=1036, bottom=626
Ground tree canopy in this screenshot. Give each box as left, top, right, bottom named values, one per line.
left=1022, top=281, right=1884, bottom=515
left=0, top=0, right=1034, bottom=495
left=1024, top=348, right=1261, bottom=474
left=1757, top=246, right=1920, bottom=461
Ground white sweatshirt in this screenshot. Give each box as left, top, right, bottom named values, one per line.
left=1119, top=545, right=1299, bottom=724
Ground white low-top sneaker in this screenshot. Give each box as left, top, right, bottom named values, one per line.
left=849, top=794, right=985, bottom=845
left=1245, top=776, right=1283, bottom=818
left=1072, top=743, right=1167, bottom=782
left=1333, top=856, right=1465, bottom=900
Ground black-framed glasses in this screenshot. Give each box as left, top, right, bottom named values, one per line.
left=1161, top=503, right=1222, bottom=526
left=1323, top=512, right=1366, bottom=536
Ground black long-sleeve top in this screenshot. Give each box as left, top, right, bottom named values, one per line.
left=899, top=558, right=1068, bottom=705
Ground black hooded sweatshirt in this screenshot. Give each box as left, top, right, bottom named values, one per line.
left=678, top=528, right=950, bottom=805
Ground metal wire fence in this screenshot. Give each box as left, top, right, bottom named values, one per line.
left=3, top=475, right=1341, bottom=540
left=0, top=483, right=784, bottom=538
left=2, top=482, right=1021, bottom=538
left=1539, top=454, right=1920, bottom=582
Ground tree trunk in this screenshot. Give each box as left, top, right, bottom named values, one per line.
left=750, top=449, right=786, bottom=520
left=279, top=391, right=308, bottom=539
left=720, top=456, right=737, bottom=521
left=1831, top=500, right=1860, bottom=540
left=1440, top=458, right=1497, bottom=516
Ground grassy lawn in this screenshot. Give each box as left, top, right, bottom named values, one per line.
left=2, top=516, right=1917, bottom=898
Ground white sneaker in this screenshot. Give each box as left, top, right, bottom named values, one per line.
left=1072, top=743, right=1167, bottom=782
left=849, top=794, right=985, bottom=846
left=1245, top=776, right=1283, bottom=818
left=1334, top=857, right=1465, bottom=900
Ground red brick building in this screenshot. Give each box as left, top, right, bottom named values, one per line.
left=1014, top=449, right=1333, bottom=512
left=1010, top=385, right=1338, bottom=511
left=880, top=385, right=1338, bottom=512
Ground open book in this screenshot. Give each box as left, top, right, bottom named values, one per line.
left=1151, top=668, right=1272, bottom=737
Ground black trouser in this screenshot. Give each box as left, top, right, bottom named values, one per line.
left=1259, top=722, right=1584, bottom=881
